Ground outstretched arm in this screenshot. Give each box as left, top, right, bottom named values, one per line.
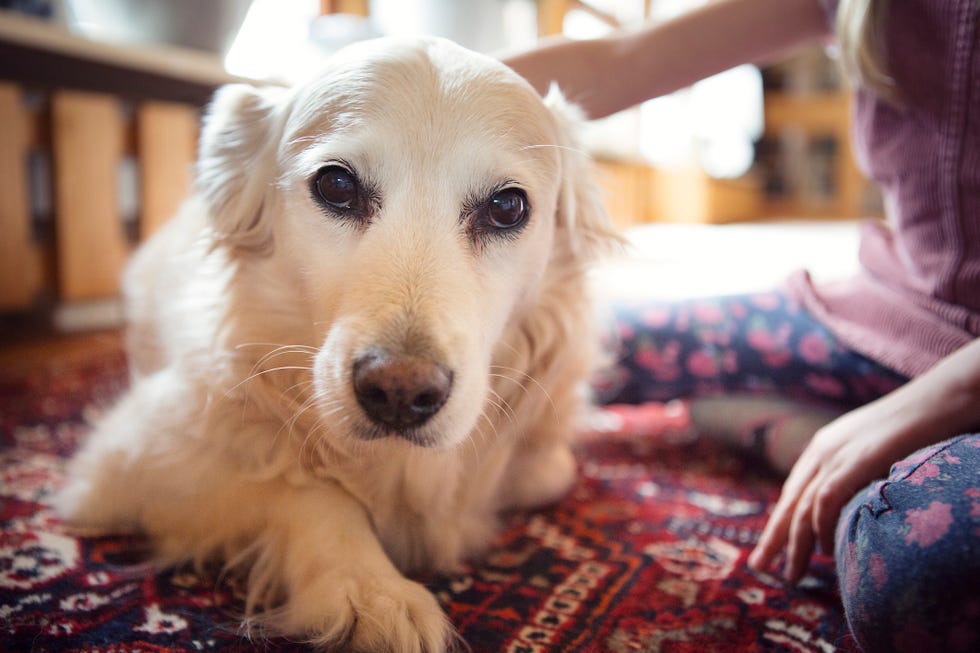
left=503, top=0, right=831, bottom=119
left=749, top=337, right=980, bottom=583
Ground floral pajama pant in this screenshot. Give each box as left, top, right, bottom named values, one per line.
left=604, top=290, right=980, bottom=653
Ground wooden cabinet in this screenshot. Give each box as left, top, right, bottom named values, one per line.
left=591, top=46, right=877, bottom=229
left=535, top=3, right=878, bottom=229
left=595, top=158, right=761, bottom=227
left=755, top=45, right=880, bottom=221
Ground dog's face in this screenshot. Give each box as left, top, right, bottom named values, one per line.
left=196, top=37, right=606, bottom=450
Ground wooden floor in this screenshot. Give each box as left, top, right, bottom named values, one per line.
left=0, top=322, right=123, bottom=373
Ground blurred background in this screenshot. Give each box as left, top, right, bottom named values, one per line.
left=0, top=0, right=877, bottom=332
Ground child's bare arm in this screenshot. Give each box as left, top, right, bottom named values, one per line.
left=503, top=0, right=830, bottom=119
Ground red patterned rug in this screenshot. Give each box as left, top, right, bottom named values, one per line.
left=0, top=345, right=858, bottom=652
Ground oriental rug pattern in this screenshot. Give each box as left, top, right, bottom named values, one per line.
left=0, top=349, right=857, bottom=652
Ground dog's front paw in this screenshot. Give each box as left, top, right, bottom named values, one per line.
left=284, top=572, right=452, bottom=653
left=55, top=462, right=136, bottom=533
left=500, top=442, right=577, bottom=510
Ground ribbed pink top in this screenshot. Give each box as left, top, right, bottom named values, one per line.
left=791, top=0, right=980, bottom=376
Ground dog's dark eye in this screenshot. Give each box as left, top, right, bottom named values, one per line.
left=467, top=185, right=531, bottom=246
left=313, top=166, right=359, bottom=210
left=486, top=188, right=529, bottom=230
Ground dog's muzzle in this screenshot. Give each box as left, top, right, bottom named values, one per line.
left=352, top=347, right=454, bottom=434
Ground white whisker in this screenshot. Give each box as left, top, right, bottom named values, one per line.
left=489, top=364, right=559, bottom=423
left=519, top=143, right=589, bottom=157
left=485, top=389, right=519, bottom=430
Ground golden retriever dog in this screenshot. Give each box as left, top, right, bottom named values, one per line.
left=56, top=36, right=615, bottom=652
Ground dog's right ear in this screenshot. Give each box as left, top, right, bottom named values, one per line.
left=195, top=83, right=286, bottom=253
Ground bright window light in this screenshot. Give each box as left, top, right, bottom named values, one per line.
left=224, top=0, right=325, bottom=82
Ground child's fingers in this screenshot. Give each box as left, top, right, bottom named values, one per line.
left=811, top=466, right=855, bottom=556
left=749, top=486, right=799, bottom=571
left=783, top=479, right=819, bottom=583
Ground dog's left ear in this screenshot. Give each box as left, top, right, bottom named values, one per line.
left=195, top=83, right=288, bottom=254
left=544, top=86, right=622, bottom=262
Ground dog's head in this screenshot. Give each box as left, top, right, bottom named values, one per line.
left=196, top=37, right=613, bottom=450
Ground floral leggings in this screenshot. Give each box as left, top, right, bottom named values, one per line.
left=603, top=291, right=980, bottom=653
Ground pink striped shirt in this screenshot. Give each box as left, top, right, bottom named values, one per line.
left=790, top=0, right=980, bottom=376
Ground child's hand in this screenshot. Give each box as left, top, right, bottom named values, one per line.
left=746, top=407, right=897, bottom=583
left=748, top=337, right=980, bottom=583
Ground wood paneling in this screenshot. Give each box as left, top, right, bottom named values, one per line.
left=320, top=0, right=369, bottom=16
left=537, top=0, right=571, bottom=36
left=595, top=158, right=646, bottom=230
left=136, top=101, right=198, bottom=239
left=0, top=83, right=44, bottom=309
left=51, top=90, right=130, bottom=301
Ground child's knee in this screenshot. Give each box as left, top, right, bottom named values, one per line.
left=835, top=435, right=980, bottom=652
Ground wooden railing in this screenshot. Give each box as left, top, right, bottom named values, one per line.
left=0, top=10, right=249, bottom=327
left=0, top=84, right=198, bottom=312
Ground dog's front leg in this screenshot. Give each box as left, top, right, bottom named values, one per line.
left=264, top=480, right=452, bottom=653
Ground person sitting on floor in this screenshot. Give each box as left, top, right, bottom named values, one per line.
left=504, top=1, right=980, bottom=651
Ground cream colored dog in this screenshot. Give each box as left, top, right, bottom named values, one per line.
left=57, top=36, right=614, bottom=652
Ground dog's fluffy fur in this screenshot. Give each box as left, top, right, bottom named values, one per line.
left=57, top=37, right=616, bottom=652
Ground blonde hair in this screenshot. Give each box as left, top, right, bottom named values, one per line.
left=835, top=0, right=893, bottom=95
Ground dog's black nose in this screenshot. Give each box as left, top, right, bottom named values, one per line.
left=352, top=349, right=453, bottom=432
